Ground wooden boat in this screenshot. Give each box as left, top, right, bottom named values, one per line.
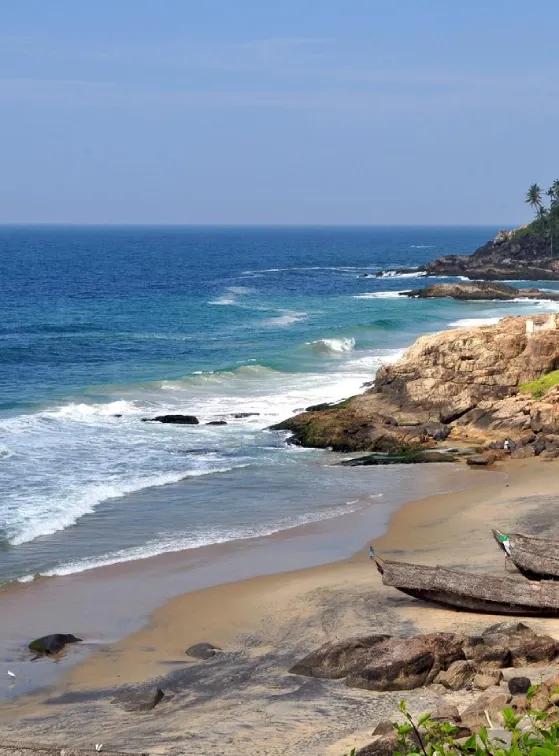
left=373, top=554, right=559, bottom=616
left=492, top=528, right=559, bottom=581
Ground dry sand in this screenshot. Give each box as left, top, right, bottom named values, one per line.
left=2, top=458, right=559, bottom=755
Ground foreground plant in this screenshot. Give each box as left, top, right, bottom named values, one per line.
left=344, top=685, right=559, bottom=756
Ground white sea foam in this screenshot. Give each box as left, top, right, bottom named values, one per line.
left=377, top=271, right=427, bottom=279
left=18, top=497, right=370, bottom=579
left=353, top=291, right=407, bottom=299
left=208, top=286, right=253, bottom=306
left=261, top=310, right=307, bottom=327
left=306, top=337, right=356, bottom=355
left=449, top=317, right=502, bottom=327
left=0, top=343, right=404, bottom=548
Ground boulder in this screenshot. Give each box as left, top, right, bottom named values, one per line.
left=463, top=636, right=510, bottom=668
left=435, top=660, right=475, bottom=690
left=473, top=670, right=503, bottom=690
left=345, top=633, right=464, bottom=692
left=111, top=686, right=165, bottom=712
left=185, top=642, right=221, bottom=660
left=356, top=736, right=400, bottom=756
left=466, top=453, right=496, bottom=467
left=430, top=705, right=461, bottom=723
left=205, top=420, right=228, bottom=426
left=371, top=721, right=396, bottom=737
left=233, top=413, right=260, bottom=418
left=289, top=635, right=390, bottom=679
left=508, top=676, right=532, bottom=695
left=142, top=414, right=199, bottom=425
left=28, top=633, right=82, bottom=657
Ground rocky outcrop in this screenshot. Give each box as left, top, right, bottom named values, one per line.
left=403, top=281, right=559, bottom=301
left=272, top=315, right=559, bottom=454
left=425, top=227, right=559, bottom=280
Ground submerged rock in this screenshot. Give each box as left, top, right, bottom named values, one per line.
left=28, top=633, right=82, bottom=657
left=206, top=420, right=228, bottom=426
left=232, top=412, right=260, bottom=418
left=142, top=414, right=199, bottom=425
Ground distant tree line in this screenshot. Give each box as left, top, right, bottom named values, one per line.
left=525, top=180, right=559, bottom=254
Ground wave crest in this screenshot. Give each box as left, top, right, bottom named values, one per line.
left=306, top=337, right=355, bottom=355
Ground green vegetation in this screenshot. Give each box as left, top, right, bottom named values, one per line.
left=519, top=370, right=559, bottom=400
left=522, top=180, right=559, bottom=254
left=344, top=690, right=559, bottom=755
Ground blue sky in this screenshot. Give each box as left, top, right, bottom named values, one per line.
left=1, top=0, right=559, bottom=224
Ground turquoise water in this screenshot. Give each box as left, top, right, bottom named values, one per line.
left=1, top=226, right=557, bottom=585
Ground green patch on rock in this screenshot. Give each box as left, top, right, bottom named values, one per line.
left=519, top=370, right=559, bottom=400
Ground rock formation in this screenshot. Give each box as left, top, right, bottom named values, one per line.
left=403, top=281, right=559, bottom=301
left=272, top=315, right=559, bottom=457
left=424, top=227, right=559, bottom=280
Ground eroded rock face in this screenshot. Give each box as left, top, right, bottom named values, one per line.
left=272, top=315, right=559, bottom=453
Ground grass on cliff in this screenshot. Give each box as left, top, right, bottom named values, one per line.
left=519, top=370, right=559, bottom=400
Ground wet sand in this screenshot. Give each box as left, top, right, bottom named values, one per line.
left=2, top=459, right=559, bottom=755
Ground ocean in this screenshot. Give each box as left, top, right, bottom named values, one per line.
left=2, top=225, right=557, bottom=588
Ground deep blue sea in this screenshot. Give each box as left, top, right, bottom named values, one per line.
left=2, top=226, right=558, bottom=587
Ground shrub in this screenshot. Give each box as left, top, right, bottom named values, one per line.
left=344, top=688, right=559, bottom=755
left=519, top=370, right=559, bottom=400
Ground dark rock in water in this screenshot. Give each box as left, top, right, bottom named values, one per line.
left=112, top=686, right=165, bottom=712
left=289, top=635, right=390, bottom=679
left=186, top=642, right=221, bottom=660
left=373, top=267, right=424, bottom=278
left=113, top=414, right=123, bottom=418
left=206, top=420, right=228, bottom=426
left=142, top=414, right=199, bottom=425
left=305, top=403, right=333, bottom=412
left=28, top=633, right=82, bottom=657
left=232, top=412, right=260, bottom=418
left=341, top=450, right=455, bottom=466
left=509, top=676, right=532, bottom=695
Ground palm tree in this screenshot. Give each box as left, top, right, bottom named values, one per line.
left=526, top=183, right=543, bottom=216
left=547, top=180, right=559, bottom=257
left=525, top=183, right=547, bottom=236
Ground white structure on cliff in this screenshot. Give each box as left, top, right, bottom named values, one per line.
left=526, top=313, right=558, bottom=335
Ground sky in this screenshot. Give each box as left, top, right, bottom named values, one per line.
left=1, top=0, right=559, bottom=225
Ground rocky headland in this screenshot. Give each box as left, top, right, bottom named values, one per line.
left=272, top=314, right=559, bottom=462
left=372, top=226, right=559, bottom=281
left=424, top=227, right=559, bottom=281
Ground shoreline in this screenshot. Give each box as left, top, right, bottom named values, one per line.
left=1, top=458, right=540, bottom=754
left=0, top=462, right=483, bottom=700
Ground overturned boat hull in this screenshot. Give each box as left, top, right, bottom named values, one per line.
left=375, top=556, right=559, bottom=617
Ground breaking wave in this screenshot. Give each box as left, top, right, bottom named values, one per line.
left=306, top=337, right=356, bottom=355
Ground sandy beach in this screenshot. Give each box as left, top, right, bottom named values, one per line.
left=3, top=457, right=559, bottom=755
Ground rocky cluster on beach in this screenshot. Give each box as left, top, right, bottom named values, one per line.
left=290, top=622, right=559, bottom=755
left=272, top=314, right=559, bottom=461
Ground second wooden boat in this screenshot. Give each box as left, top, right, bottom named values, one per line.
left=373, top=553, right=559, bottom=616
left=492, top=529, right=559, bottom=581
